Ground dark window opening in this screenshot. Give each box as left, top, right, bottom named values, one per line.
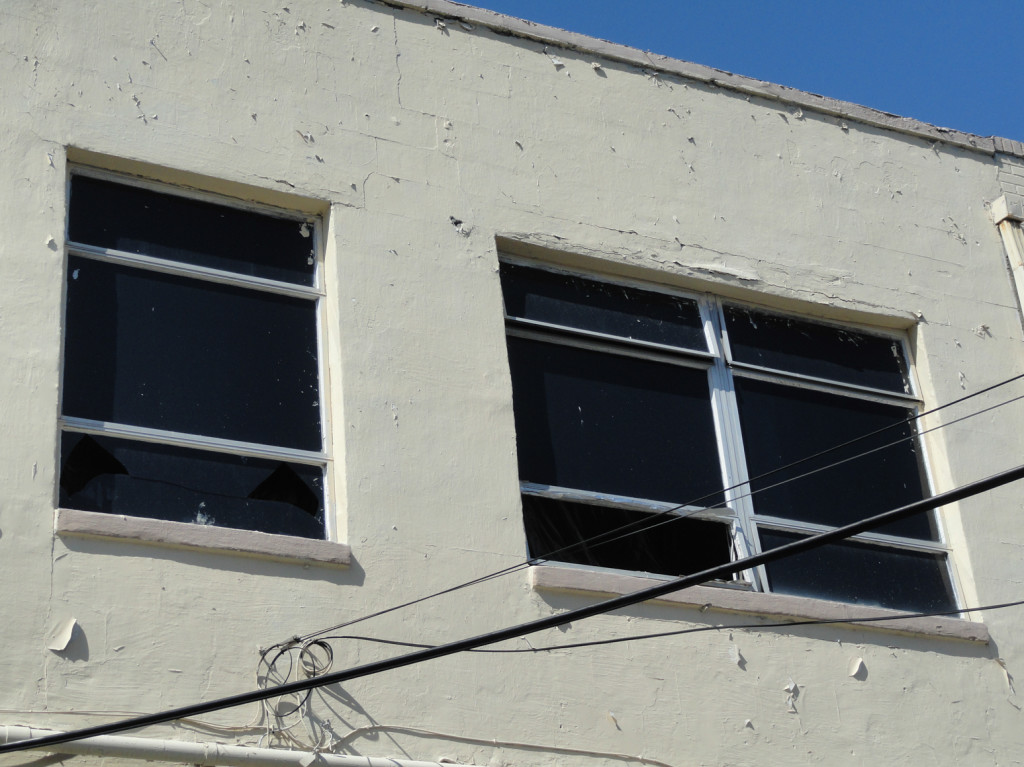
left=60, top=432, right=325, bottom=540
left=501, top=261, right=952, bottom=612
left=523, top=495, right=732, bottom=576
left=760, top=528, right=956, bottom=613
left=60, top=173, right=326, bottom=539
left=69, top=175, right=316, bottom=285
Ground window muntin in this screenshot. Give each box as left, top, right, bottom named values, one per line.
left=502, top=260, right=954, bottom=612
left=59, top=171, right=328, bottom=540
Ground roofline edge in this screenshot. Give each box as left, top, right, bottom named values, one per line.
left=369, top=0, right=1021, bottom=159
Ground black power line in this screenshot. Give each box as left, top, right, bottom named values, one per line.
left=4, top=463, right=1023, bottom=756
left=315, top=596, right=1024, bottom=653
left=296, top=374, right=1024, bottom=644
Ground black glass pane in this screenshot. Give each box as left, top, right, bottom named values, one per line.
left=60, top=432, right=325, bottom=539
left=735, top=377, right=936, bottom=540
left=501, top=263, right=707, bottom=351
left=507, top=336, right=724, bottom=506
left=523, top=495, right=732, bottom=576
left=69, top=175, right=316, bottom=285
left=725, top=305, right=909, bottom=393
left=63, top=257, right=321, bottom=451
left=760, top=529, right=956, bottom=613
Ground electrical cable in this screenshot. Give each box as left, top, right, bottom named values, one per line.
left=303, top=596, right=1024, bottom=653
left=293, top=373, right=1024, bottom=643
left=4, top=463, right=1023, bottom=756
left=579, top=388, right=1024, bottom=554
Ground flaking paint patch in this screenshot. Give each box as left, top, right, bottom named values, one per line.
left=47, top=618, right=77, bottom=652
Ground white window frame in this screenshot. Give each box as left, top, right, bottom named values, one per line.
left=501, top=255, right=955, bottom=603
left=58, top=166, right=333, bottom=540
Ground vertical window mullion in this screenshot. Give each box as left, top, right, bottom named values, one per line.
left=702, top=296, right=767, bottom=592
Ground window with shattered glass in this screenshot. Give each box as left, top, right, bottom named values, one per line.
left=59, top=171, right=328, bottom=539
left=501, top=261, right=957, bottom=613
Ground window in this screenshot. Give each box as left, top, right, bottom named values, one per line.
left=501, top=261, right=957, bottom=613
left=58, top=171, right=328, bottom=540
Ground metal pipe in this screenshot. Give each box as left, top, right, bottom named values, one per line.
left=0, top=726, right=472, bottom=767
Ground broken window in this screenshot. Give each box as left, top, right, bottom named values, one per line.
left=501, top=261, right=956, bottom=612
left=59, top=172, right=327, bottom=539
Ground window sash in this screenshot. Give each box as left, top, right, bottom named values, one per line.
left=60, top=169, right=330, bottom=539
left=501, top=260, right=954, bottom=608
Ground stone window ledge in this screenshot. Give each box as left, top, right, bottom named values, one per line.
left=530, top=564, right=989, bottom=643
left=55, top=508, right=351, bottom=568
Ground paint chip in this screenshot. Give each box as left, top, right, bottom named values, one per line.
left=728, top=644, right=743, bottom=667
left=996, top=658, right=1016, bottom=695
left=783, top=678, right=800, bottom=713
left=47, top=618, right=78, bottom=651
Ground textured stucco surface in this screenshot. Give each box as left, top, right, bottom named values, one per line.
left=2, top=1, right=1024, bottom=766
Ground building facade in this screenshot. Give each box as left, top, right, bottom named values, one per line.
left=3, top=1, right=1024, bottom=765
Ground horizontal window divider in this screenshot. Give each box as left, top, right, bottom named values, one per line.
left=506, top=322, right=714, bottom=370
left=61, top=417, right=328, bottom=466
left=529, top=559, right=754, bottom=589
left=67, top=243, right=323, bottom=298
left=729, top=362, right=920, bottom=406
left=521, top=482, right=736, bottom=521
left=752, top=516, right=947, bottom=552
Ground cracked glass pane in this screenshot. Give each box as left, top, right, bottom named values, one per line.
left=60, top=432, right=326, bottom=539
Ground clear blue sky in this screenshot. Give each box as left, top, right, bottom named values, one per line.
left=463, top=0, right=1021, bottom=141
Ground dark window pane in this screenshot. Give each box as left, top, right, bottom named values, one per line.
left=63, top=256, right=321, bottom=451
left=760, top=528, right=956, bottom=613
left=735, top=377, right=936, bottom=540
left=523, top=494, right=732, bottom=576
left=507, top=335, right=724, bottom=506
left=501, top=263, right=707, bottom=351
left=59, top=432, right=325, bottom=539
left=69, top=175, right=316, bottom=285
left=724, top=305, right=909, bottom=393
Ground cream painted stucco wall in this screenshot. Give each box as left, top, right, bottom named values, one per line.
left=2, top=1, right=1024, bottom=766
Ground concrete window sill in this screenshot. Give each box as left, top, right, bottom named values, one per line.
left=530, top=564, right=989, bottom=643
left=55, top=508, right=351, bottom=568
